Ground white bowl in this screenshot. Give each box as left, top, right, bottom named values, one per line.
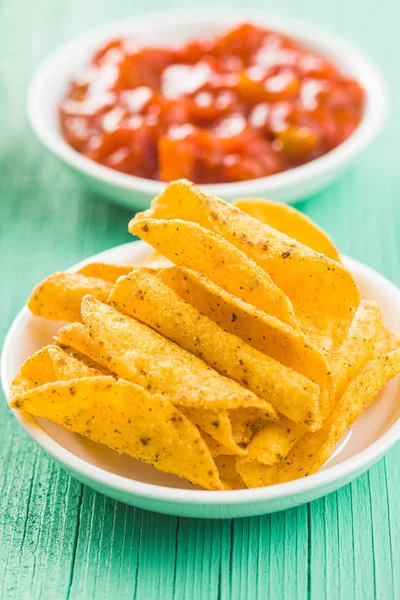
left=27, top=10, right=388, bottom=210
left=2, top=241, right=400, bottom=519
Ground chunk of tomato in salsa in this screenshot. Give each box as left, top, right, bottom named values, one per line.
left=86, top=124, right=158, bottom=178
left=59, top=22, right=365, bottom=183
left=159, top=121, right=284, bottom=183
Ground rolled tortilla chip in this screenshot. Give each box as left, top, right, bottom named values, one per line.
left=214, top=456, right=246, bottom=490
left=228, top=407, right=272, bottom=445
left=132, top=180, right=359, bottom=352
left=200, top=431, right=238, bottom=458
left=9, top=345, right=99, bottom=400
left=81, top=295, right=268, bottom=412
left=28, top=272, right=113, bottom=322
left=374, top=325, right=400, bottom=355
left=181, top=408, right=246, bottom=456
left=246, top=416, right=305, bottom=465
left=160, top=266, right=334, bottom=417
left=10, top=346, right=227, bottom=488
left=109, top=270, right=322, bottom=429
left=130, top=218, right=298, bottom=329
left=197, top=191, right=360, bottom=352
left=10, top=377, right=223, bottom=491
left=237, top=349, right=400, bottom=487
left=56, top=322, right=106, bottom=365
left=130, top=178, right=210, bottom=228
left=56, top=342, right=115, bottom=376
left=57, top=321, right=259, bottom=452
left=330, top=300, right=386, bottom=398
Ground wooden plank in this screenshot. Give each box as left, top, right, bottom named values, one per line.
left=384, top=450, right=400, bottom=598
left=1, top=0, right=400, bottom=598
left=134, top=512, right=179, bottom=600
left=335, top=485, right=356, bottom=599
left=271, top=506, right=309, bottom=600
left=229, top=517, right=263, bottom=599
left=172, top=519, right=223, bottom=600
left=0, top=436, right=84, bottom=599
left=369, top=461, right=395, bottom=598
left=67, top=491, right=142, bottom=598
left=220, top=507, right=309, bottom=600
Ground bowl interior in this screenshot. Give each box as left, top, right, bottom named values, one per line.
left=3, top=241, right=400, bottom=493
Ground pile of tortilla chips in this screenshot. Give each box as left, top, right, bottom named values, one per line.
left=9, top=179, right=400, bottom=491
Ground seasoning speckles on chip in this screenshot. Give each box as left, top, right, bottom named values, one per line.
left=130, top=216, right=298, bottom=330
left=132, top=179, right=360, bottom=353
left=110, top=269, right=322, bottom=429
left=10, top=377, right=223, bottom=490
left=234, top=198, right=341, bottom=262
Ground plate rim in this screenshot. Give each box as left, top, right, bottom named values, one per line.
left=2, top=240, right=400, bottom=506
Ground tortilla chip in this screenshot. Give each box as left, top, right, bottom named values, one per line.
left=77, top=263, right=133, bottom=282
left=374, top=325, right=400, bottom=355
left=234, top=198, right=340, bottom=262
left=238, top=349, right=400, bottom=487
left=246, top=416, right=305, bottom=465
left=130, top=218, right=298, bottom=329
left=81, top=295, right=265, bottom=411
left=182, top=408, right=246, bottom=455
left=229, top=407, right=272, bottom=445
left=56, top=342, right=114, bottom=375
left=109, top=270, right=322, bottom=429
left=57, top=320, right=246, bottom=452
left=229, top=412, right=254, bottom=445
left=214, top=456, right=246, bottom=490
left=28, top=273, right=113, bottom=322
left=10, top=377, right=223, bottom=490
left=331, top=300, right=386, bottom=398
left=200, top=191, right=360, bottom=351
left=131, top=178, right=210, bottom=228
left=200, top=432, right=237, bottom=458
left=328, top=348, right=400, bottom=435
left=133, top=180, right=359, bottom=351
left=160, top=266, right=334, bottom=417
left=9, top=345, right=98, bottom=400
left=56, top=322, right=106, bottom=364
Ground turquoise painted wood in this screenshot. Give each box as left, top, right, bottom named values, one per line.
left=1, top=0, right=399, bottom=597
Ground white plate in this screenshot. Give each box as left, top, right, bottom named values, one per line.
left=27, top=9, right=388, bottom=209
left=2, top=241, right=400, bottom=519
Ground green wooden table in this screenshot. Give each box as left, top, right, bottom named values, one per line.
left=1, top=0, right=399, bottom=598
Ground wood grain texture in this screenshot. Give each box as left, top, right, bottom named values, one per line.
left=1, top=0, right=399, bottom=598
